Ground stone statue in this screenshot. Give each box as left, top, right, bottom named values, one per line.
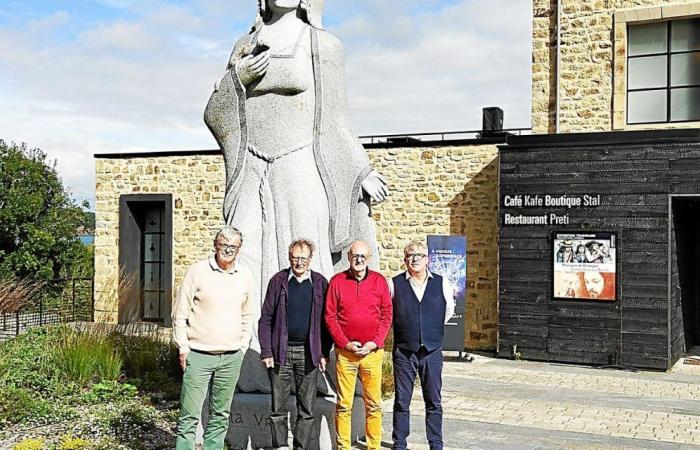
left=203, top=0, right=387, bottom=391
left=204, top=0, right=388, bottom=305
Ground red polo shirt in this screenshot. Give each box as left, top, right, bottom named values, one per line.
left=325, top=269, right=393, bottom=350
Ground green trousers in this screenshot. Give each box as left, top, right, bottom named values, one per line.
left=175, top=350, right=244, bottom=450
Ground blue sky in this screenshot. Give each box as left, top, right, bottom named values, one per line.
left=0, top=0, right=532, bottom=208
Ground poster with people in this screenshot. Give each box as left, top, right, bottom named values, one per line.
left=427, top=235, right=466, bottom=351
left=553, top=232, right=616, bottom=301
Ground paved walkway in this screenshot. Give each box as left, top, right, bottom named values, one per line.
left=371, top=352, right=700, bottom=450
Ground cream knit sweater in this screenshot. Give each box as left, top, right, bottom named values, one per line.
left=172, top=255, right=258, bottom=354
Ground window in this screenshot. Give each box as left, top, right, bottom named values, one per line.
left=141, top=204, right=166, bottom=322
left=627, top=19, right=700, bottom=124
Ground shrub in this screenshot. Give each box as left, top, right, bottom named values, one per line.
left=12, top=437, right=45, bottom=450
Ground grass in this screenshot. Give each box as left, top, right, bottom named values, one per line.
left=54, top=329, right=123, bottom=385
left=0, top=277, right=44, bottom=314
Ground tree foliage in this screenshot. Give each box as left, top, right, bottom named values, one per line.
left=0, top=140, right=91, bottom=280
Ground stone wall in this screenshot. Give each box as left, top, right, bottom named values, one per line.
left=532, top=0, right=700, bottom=134
left=369, top=145, right=499, bottom=350
left=94, top=154, right=226, bottom=323
left=94, top=144, right=499, bottom=350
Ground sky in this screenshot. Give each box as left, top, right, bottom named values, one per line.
left=0, top=0, right=532, bottom=209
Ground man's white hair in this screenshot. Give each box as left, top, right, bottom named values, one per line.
left=403, top=239, right=427, bottom=256
left=214, top=226, right=243, bottom=246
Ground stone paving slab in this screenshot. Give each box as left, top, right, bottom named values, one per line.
left=376, top=353, right=700, bottom=450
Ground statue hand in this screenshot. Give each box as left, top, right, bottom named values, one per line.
left=236, top=52, right=269, bottom=86
left=361, top=170, right=388, bottom=203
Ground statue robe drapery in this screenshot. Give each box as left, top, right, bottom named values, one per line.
left=204, top=27, right=378, bottom=273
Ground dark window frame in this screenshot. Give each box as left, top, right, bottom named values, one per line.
left=140, top=204, right=166, bottom=322
left=627, top=19, right=700, bottom=125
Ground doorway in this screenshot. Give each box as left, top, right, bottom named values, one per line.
left=119, top=195, right=173, bottom=326
left=672, top=197, right=700, bottom=351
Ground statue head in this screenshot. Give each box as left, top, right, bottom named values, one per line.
left=257, top=0, right=324, bottom=29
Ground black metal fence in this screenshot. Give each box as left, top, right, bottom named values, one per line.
left=358, top=127, right=532, bottom=145
left=1, top=277, right=94, bottom=338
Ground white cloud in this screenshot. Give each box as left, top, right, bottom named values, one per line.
left=80, top=21, right=161, bottom=52
left=28, top=10, right=71, bottom=33
left=0, top=0, right=532, bottom=207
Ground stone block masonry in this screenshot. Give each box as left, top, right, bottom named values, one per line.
left=532, top=0, right=700, bottom=134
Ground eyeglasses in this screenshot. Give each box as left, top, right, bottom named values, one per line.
left=217, top=243, right=240, bottom=253
left=405, top=253, right=427, bottom=260
left=290, top=256, right=309, bottom=264
left=350, top=254, right=369, bottom=262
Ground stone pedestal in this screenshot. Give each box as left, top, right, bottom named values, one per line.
left=222, top=391, right=364, bottom=450
left=202, top=350, right=367, bottom=449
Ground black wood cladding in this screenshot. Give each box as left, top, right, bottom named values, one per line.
left=498, top=135, right=700, bottom=370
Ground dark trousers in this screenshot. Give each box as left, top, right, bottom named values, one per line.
left=392, top=346, right=443, bottom=450
left=269, top=344, right=320, bottom=450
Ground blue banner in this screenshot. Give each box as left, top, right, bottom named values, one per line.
left=427, top=235, right=467, bottom=352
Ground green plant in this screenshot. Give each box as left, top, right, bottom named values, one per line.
left=0, top=327, right=55, bottom=392
left=0, top=387, right=39, bottom=425
left=12, top=437, right=45, bottom=450
left=113, top=333, right=181, bottom=398
left=54, top=329, right=122, bottom=385
left=116, top=334, right=161, bottom=379
left=58, top=434, right=89, bottom=450
left=86, top=381, right=137, bottom=402
left=0, top=385, right=75, bottom=427
left=382, top=330, right=395, bottom=399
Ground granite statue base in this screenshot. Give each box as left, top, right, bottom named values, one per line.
left=220, top=391, right=364, bottom=450
left=202, top=350, right=366, bottom=449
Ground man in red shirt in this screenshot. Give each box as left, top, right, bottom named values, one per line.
left=325, top=240, right=392, bottom=450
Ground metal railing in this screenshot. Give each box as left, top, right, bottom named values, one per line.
left=359, top=127, right=532, bottom=145
left=1, top=277, right=94, bottom=338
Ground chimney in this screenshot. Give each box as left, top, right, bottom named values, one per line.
left=482, top=107, right=504, bottom=133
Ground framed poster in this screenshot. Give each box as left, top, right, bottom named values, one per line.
left=427, top=235, right=466, bottom=351
left=552, top=231, right=617, bottom=301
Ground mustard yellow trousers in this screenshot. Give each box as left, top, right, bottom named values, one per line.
left=335, top=348, right=385, bottom=450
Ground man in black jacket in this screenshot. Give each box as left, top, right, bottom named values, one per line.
left=258, top=239, right=332, bottom=450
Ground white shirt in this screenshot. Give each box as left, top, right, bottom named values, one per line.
left=288, top=268, right=312, bottom=284
left=387, top=270, right=456, bottom=324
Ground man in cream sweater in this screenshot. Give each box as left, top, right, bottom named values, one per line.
left=172, top=226, right=258, bottom=450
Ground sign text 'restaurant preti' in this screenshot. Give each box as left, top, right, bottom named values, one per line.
left=502, top=194, right=601, bottom=226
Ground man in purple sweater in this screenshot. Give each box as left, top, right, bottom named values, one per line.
left=258, top=239, right=332, bottom=450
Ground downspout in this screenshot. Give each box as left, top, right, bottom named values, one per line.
left=555, top=0, right=562, bottom=133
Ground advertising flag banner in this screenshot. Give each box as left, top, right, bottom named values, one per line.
left=427, top=235, right=467, bottom=351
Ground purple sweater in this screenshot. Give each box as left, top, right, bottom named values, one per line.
left=258, top=269, right=332, bottom=367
